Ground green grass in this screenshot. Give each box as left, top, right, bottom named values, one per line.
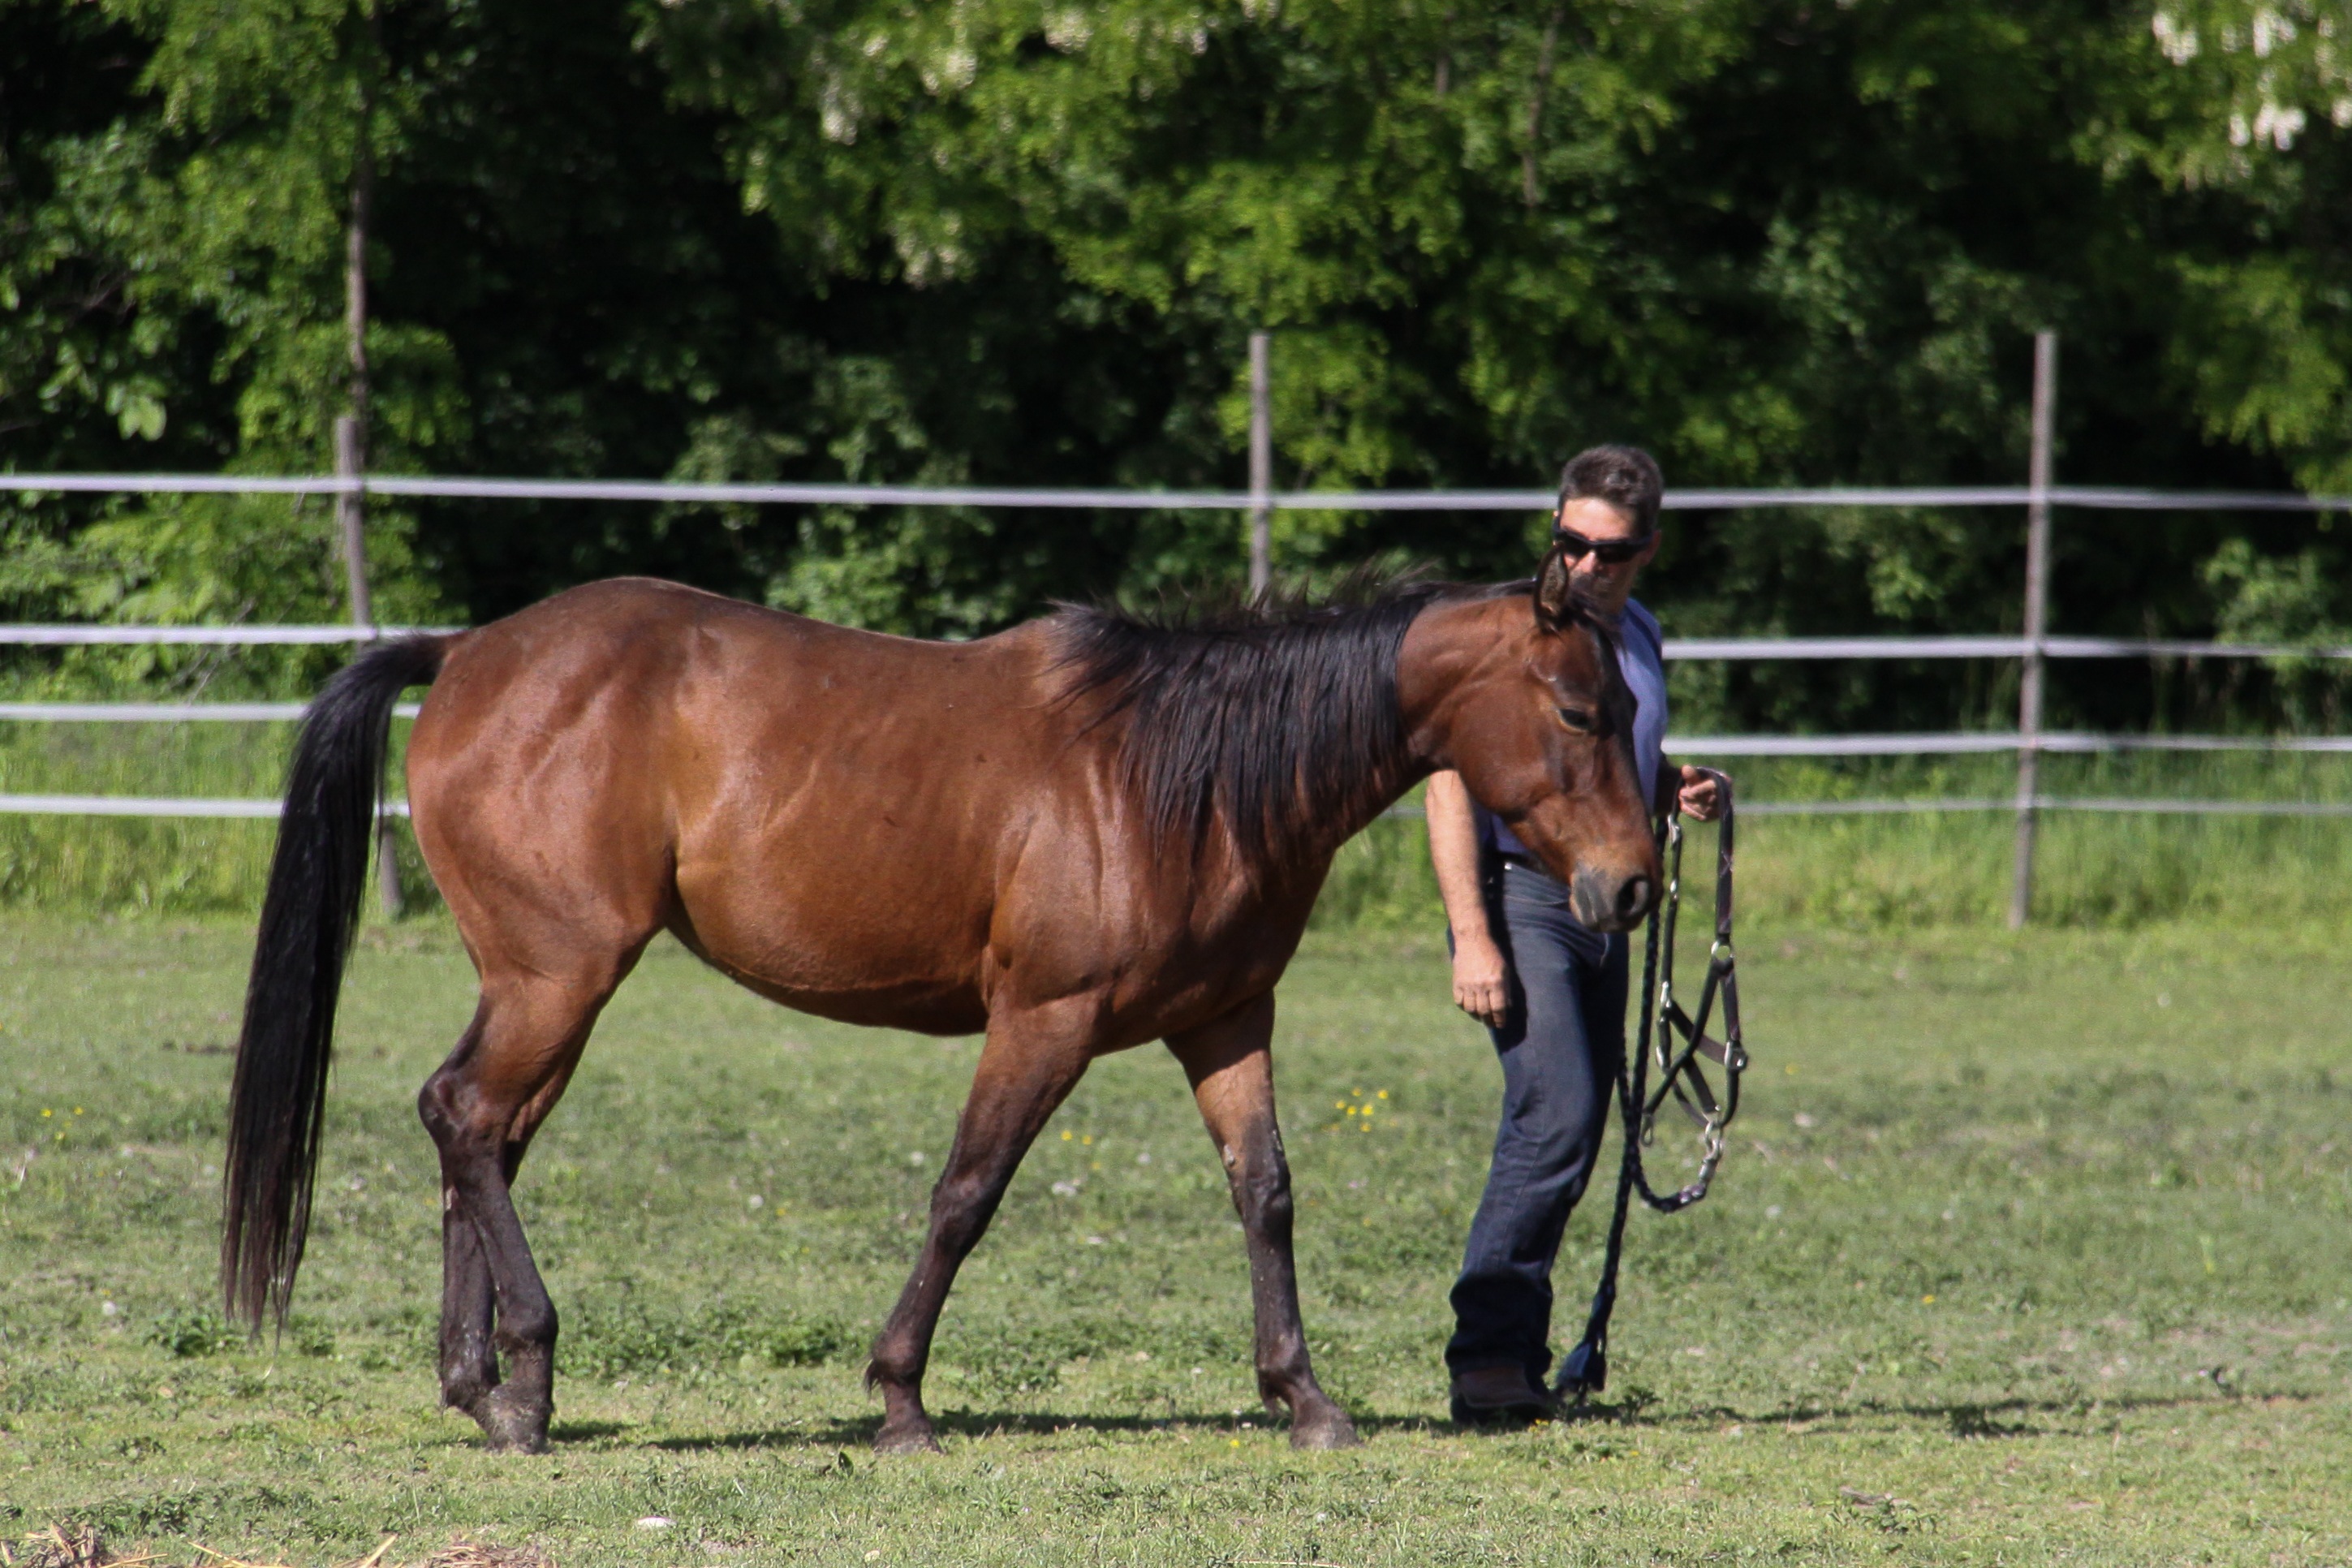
left=4, top=913, right=2351, bottom=1564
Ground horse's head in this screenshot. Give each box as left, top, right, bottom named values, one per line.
left=1402, top=544, right=1662, bottom=932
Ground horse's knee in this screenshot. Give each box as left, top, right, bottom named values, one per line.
left=926, top=1166, right=1008, bottom=1257
left=1221, top=1131, right=1294, bottom=1230
left=1243, top=1168, right=1294, bottom=1234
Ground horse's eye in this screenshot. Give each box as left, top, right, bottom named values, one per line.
left=1556, top=705, right=1598, bottom=734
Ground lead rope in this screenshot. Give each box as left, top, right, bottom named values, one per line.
left=1556, top=768, right=1746, bottom=1402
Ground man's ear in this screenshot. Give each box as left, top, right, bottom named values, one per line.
left=1533, top=541, right=1576, bottom=631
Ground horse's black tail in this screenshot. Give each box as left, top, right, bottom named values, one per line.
left=222, top=633, right=447, bottom=1330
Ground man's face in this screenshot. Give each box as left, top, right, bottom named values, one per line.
left=1553, top=496, right=1657, bottom=614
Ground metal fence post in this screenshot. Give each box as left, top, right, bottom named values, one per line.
left=335, top=416, right=402, bottom=920
left=334, top=416, right=374, bottom=630
left=1247, top=331, right=1272, bottom=598
left=2010, top=331, right=2058, bottom=930
left=339, top=68, right=402, bottom=919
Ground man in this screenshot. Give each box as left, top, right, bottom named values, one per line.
left=1424, top=444, right=1724, bottom=1424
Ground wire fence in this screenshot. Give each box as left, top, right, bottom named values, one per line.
left=5, top=472, right=2350, bottom=511
left=6, top=626, right=2351, bottom=660
left=3, top=474, right=2349, bottom=833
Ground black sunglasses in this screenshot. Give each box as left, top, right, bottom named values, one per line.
left=1553, top=522, right=1656, bottom=566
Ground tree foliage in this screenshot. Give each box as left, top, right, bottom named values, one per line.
left=2, top=0, right=2350, bottom=725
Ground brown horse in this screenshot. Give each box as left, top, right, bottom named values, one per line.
left=220, top=541, right=1659, bottom=1456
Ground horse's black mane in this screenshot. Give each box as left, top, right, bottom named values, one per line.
left=1049, top=571, right=1613, bottom=877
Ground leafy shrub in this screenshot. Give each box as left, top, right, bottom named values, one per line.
left=146, top=1307, right=239, bottom=1359
left=765, top=1315, right=849, bottom=1368
left=291, top=1317, right=336, bottom=1358
left=561, top=1299, right=851, bottom=1378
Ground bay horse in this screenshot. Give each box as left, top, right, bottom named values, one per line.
left=220, top=539, right=1659, bottom=1455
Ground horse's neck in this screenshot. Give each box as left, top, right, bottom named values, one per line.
left=1316, top=747, right=1436, bottom=855
left=1390, top=593, right=1508, bottom=783
left=1268, top=606, right=1492, bottom=862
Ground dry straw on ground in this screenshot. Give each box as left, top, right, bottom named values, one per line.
left=6, top=1532, right=551, bottom=1568
left=417, top=1540, right=553, bottom=1568
left=8, top=1524, right=149, bottom=1568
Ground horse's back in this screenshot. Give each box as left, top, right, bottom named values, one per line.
left=406, top=579, right=1084, bottom=1030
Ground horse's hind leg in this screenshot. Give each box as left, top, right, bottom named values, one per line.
left=419, top=964, right=627, bottom=1453
left=865, top=995, right=1099, bottom=1454
left=1167, top=993, right=1359, bottom=1450
left=432, top=1004, right=499, bottom=1417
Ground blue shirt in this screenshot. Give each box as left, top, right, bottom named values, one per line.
left=1477, top=597, right=1668, bottom=859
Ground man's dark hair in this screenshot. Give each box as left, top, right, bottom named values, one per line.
left=1557, top=445, right=1663, bottom=534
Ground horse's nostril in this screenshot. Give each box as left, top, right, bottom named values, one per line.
left=1617, top=875, right=1654, bottom=922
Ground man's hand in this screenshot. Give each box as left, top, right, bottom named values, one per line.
left=1452, top=929, right=1512, bottom=1028
left=1428, top=769, right=1514, bottom=1029
left=1676, top=764, right=1725, bottom=822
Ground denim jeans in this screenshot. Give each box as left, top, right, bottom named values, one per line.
left=1445, top=859, right=1628, bottom=1382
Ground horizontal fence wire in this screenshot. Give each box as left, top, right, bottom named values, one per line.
left=1670, top=732, right=2352, bottom=756
left=0, top=626, right=449, bottom=645
left=0, top=702, right=424, bottom=722
left=6, top=626, right=2352, bottom=660
left=5, top=473, right=2352, bottom=511
left=0, top=795, right=410, bottom=819
left=1382, top=797, right=2352, bottom=821
left=13, top=795, right=2344, bottom=821
left=2, top=707, right=2346, bottom=756
left=1667, top=635, right=2352, bottom=661
left=1739, top=798, right=2352, bottom=818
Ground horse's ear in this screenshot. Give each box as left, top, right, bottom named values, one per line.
left=1533, top=541, right=1576, bottom=632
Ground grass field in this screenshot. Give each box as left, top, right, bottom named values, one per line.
left=5, top=907, right=2351, bottom=1566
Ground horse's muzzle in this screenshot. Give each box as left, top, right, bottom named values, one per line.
left=1571, top=868, right=1656, bottom=933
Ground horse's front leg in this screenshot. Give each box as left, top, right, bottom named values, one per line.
left=865, top=994, right=1098, bottom=1454
left=1167, top=992, right=1360, bottom=1450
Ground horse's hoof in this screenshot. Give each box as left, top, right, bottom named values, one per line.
left=1289, top=1406, right=1361, bottom=1450
left=873, top=1419, right=942, bottom=1456
left=473, top=1388, right=551, bottom=1454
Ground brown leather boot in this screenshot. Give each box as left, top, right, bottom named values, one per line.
left=1449, top=1363, right=1557, bottom=1426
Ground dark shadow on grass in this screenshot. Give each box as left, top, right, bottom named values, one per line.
left=548, top=1420, right=634, bottom=1443
left=1944, top=1403, right=2044, bottom=1438
left=635, top=1389, right=2286, bottom=1454
left=649, top=1409, right=1448, bottom=1452
left=1562, top=1389, right=2246, bottom=1435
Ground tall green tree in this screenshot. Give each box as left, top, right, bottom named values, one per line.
left=4, top=0, right=2349, bottom=726
left=1, top=0, right=447, bottom=683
